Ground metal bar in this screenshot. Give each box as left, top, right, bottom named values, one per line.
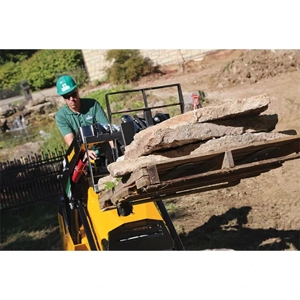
left=77, top=202, right=98, bottom=250
left=109, top=103, right=182, bottom=116
left=156, top=200, right=185, bottom=250
left=177, top=84, right=185, bottom=114
left=69, top=206, right=80, bottom=245
left=105, top=84, right=183, bottom=123
left=105, top=83, right=182, bottom=96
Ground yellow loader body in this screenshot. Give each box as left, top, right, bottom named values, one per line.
left=58, top=186, right=176, bottom=250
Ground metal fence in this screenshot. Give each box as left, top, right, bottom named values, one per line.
left=0, top=85, right=22, bottom=100
left=0, top=150, right=65, bottom=214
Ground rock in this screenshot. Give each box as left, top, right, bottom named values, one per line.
left=107, top=132, right=294, bottom=178
left=105, top=95, right=293, bottom=179
left=26, top=102, right=53, bottom=114
left=212, top=114, right=278, bottom=132
left=124, top=95, right=273, bottom=160
left=107, top=154, right=169, bottom=178
left=0, top=106, right=16, bottom=118
left=145, top=93, right=270, bottom=129
left=124, top=123, right=243, bottom=159
left=190, top=132, right=292, bottom=155
left=194, top=94, right=270, bottom=123
left=0, top=119, right=10, bottom=132
left=45, top=95, right=64, bottom=108
left=25, top=97, right=47, bottom=108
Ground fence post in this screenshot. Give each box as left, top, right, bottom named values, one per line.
left=20, top=80, right=33, bottom=101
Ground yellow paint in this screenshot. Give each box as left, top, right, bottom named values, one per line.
left=67, top=147, right=75, bottom=163
left=58, top=186, right=165, bottom=251
left=87, top=187, right=164, bottom=250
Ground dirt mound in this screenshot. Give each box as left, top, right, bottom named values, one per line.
left=211, top=49, right=300, bottom=88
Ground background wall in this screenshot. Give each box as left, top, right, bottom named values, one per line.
left=81, top=49, right=214, bottom=83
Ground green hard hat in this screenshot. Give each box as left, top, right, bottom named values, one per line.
left=56, top=75, right=77, bottom=96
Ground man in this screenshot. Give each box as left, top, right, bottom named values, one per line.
left=55, top=74, right=110, bottom=160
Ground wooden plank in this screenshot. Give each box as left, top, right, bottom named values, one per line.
left=152, top=136, right=300, bottom=180
left=222, top=151, right=235, bottom=169
left=232, top=136, right=300, bottom=163
left=101, top=181, right=241, bottom=211
left=98, top=136, right=300, bottom=209
left=99, top=152, right=300, bottom=209
left=99, top=168, right=150, bottom=206
left=136, top=162, right=282, bottom=195
left=156, top=152, right=224, bottom=175
left=113, top=168, right=149, bottom=193
left=155, top=135, right=300, bottom=175
left=136, top=176, right=151, bottom=189
left=147, top=165, right=160, bottom=184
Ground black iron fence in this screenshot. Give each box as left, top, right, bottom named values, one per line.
left=0, top=85, right=22, bottom=100
left=0, top=150, right=65, bottom=214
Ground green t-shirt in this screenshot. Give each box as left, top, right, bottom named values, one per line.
left=55, top=98, right=109, bottom=137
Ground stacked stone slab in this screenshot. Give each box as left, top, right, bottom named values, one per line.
left=100, top=94, right=294, bottom=186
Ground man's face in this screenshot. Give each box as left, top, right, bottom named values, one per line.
left=63, top=89, right=79, bottom=111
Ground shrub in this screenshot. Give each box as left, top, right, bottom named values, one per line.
left=21, top=50, right=87, bottom=91
left=0, top=61, right=23, bottom=90
left=105, top=50, right=155, bottom=84
left=0, top=50, right=37, bottom=66
left=0, top=50, right=87, bottom=92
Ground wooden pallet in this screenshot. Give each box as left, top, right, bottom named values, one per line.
left=99, top=135, right=300, bottom=210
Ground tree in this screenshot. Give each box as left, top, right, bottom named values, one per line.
left=0, top=50, right=38, bottom=66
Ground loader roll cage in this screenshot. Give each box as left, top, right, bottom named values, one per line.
left=105, top=83, right=185, bottom=126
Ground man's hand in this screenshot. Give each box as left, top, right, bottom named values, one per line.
left=84, top=149, right=98, bottom=161
left=109, top=140, right=114, bottom=148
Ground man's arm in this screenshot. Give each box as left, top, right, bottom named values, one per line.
left=64, top=133, right=75, bottom=147
left=94, top=101, right=109, bottom=124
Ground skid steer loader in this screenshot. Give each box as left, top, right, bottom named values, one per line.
left=57, top=83, right=186, bottom=250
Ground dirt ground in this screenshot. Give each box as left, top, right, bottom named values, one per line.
left=2, top=49, right=300, bottom=250
left=134, top=49, right=300, bottom=250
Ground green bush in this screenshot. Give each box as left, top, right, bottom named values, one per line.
left=0, top=50, right=37, bottom=66
left=105, top=50, right=155, bottom=84
left=0, top=50, right=87, bottom=91
left=67, top=66, right=89, bottom=87
left=0, top=61, right=23, bottom=90
left=21, top=50, right=87, bottom=91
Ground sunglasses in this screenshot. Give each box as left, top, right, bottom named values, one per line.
left=63, top=90, right=78, bottom=100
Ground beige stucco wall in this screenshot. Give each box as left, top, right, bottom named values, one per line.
left=81, top=49, right=213, bottom=83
